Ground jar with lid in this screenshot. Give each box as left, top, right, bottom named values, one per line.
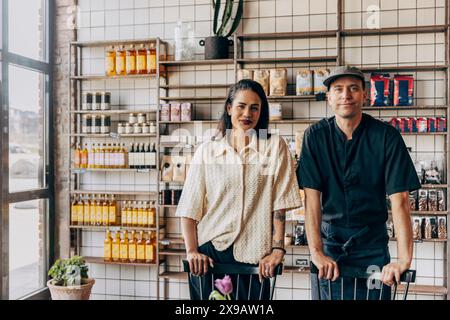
left=100, top=115, right=111, bottom=134
left=92, top=115, right=101, bottom=134
left=129, top=113, right=138, bottom=124
left=133, top=123, right=142, bottom=134
left=137, top=113, right=146, bottom=124
left=100, top=92, right=111, bottom=110
left=142, top=123, right=150, bottom=134
left=117, top=123, right=125, bottom=134
left=92, top=92, right=102, bottom=111
left=82, top=115, right=92, bottom=134
left=82, top=92, right=92, bottom=110
left=124, top=123, right=133, bottom=134
left=149, top=122, right=156, bottom=134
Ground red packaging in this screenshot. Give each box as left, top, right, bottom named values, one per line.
left=427, top=117, right=437, bottom=132
left=401, top=118, right=411, bottom=133
left=394, top=75, right=414, bottom=106
left=437, top=117, right=447, bottom=132
left=370, top=74, right=391, bottom=106
left=389, top=118, right=401, bottom=131
left=409, top=118, right=418, bottom=133
left=417, top=117, right=428, bottom=133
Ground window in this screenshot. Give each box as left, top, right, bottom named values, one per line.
left=1, top=0, right=54, bottom=300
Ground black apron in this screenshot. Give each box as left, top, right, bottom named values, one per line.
left=312, top=221, right=392, bottom=300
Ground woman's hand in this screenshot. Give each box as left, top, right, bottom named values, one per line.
left=187, top=251, right=214, bottom=276
left=258, top=249, right=284, bottom=282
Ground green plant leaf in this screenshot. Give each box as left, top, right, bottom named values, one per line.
left=213, top=0, right=221, bottom=36
left=225, top=0, right=243, bottom=37
left=217, top=0, right=234, bottom=37
left=208, top=290, right=226, bottom=300
left=48, top=256, right=89, bottom=286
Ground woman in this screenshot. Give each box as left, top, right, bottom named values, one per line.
left=176, top=79, right=302, bottom=300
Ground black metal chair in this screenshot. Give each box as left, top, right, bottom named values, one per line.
left=310, top=262, right=416, bottom=300
left=182, top=260, right=283, bottom=300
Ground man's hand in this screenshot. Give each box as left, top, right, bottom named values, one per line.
left=258, top=250, right=284, bottom=282
left=311, top=252, right=340, bottom=281
left=186, top=251, right=214, bottom=276
left=380, top=260, right=410, bottom=286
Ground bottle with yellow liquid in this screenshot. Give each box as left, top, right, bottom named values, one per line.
left=145, top=231, right=156, bottom=263
left=81, top=143, right=89, bottom=169
left=104, top=230, right=113, bottom=262
left=90, top=194, right=97, bottom=226
left=112, top=231, right=121, bottom=262
left=71, top=195, right=78, bottom=225
left=142, top=201, right=149, bottom=228
left=137, top=44, right=147, bottom=74
left=147, top=43, right=157, bottom=75
left=115, top=45, right=126, bottom=76
left=132, top=201, right=139, bottom=227
left=128, top=230, right=137, bottom=263
left=126, top=201, right=134, bottom=227
left=126, top=44, right=137, bottom=75
left=108, top=195, right=117, bottom=226
left=137, top=231, right=146, bottom=263
left=88, top=143, right=95, bottom=169
left=83, top=195, right=91, bottom=225
left=122, top=143, right=128, bottom=168
left=77, top=195, right=84, bottom=226
left=102, top=194, right=109, bottom=226
left=121, top=201, right=128, bottom=227
left=96, top=195, right=103, bottom=226
left=149, top=201, right=156, bottom=228
left=120, top=230, right=129, bottom=263
left=137, top=201, right=145, bottom=227
left=106, top=46, right=116, bottom=76
left=74, top=143, right=81, bottom=168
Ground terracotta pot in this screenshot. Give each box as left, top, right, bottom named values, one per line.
left=47, top=278, right=95, bottom=300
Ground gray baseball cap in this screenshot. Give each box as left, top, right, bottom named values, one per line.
left=323, top=66, right=365, bottom=89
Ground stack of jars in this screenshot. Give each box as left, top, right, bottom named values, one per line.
left=117, top=113, right=156, bottom=135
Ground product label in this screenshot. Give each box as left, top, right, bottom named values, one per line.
left=88, top=152, right=95, bottom=167
left=121, top=211, right=127, bottom=226
left=120, top=244, right=128, bottom=260
left=106, top=57, right=115, bottom=74
left=116, top=56, right=125, bottom=74
left=126, top=56, right=136, bottom=73
left=102, top=207, right=109, bottom=225
left=71, top=206, right=78, bottom=224
left=145, top=245, right=154, bottom=262
left=137, top=245, right=145, bottom=260
left=104, top=152, right=110, bottom=168
left=137, top=56, right=146, bottom=71
left=148, top=211, right=155, bottom=226
left=142, top=212, right=148, bottom=227
left=149, top=152, right=156, bottom=167
left=129, top=152, right=135, bottom=167
left=127, top=211, right=133, bottom=226
left=84, top=208, right=90, bottom=224
left=109, top=207, right=116, bottom=225
left=129, top=245, right=137, bottom=261
left=112, top=244, right=120, bottom=260
left=104, top=244, right=112, bottom=259
left=138, top=212, right=143, bottom=226
left=132, top=212, right=138, bottom=226
left=96, top=207, right=103, bottom=224
left=77, top=208, right=84, bottom=224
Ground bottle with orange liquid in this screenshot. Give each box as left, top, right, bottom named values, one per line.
left=126, top=44, right=137, bottom=75
left=128, top=230, right=137, bottom=263
left=146, top=43, right=157, bottom=75
left=120, top=230, right=129, bottom=263
left=106, top=45, right=116, bottom=76
left=137, top=44, right=147, bottom=74
left=112, top=232, right=121, bottom=262
left=115, top=45, right=126, bottom=76
left=104, top=230, right=113, bottom=262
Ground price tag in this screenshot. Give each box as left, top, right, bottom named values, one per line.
left=110, top=132, right=121, bottom=139
left=109, top=226, right=120, bottom=232
left=160, top=240, right=170, bottom=246
left=137, top=168, right=150, bottom=173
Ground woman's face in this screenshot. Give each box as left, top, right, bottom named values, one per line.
left=227, top=89, right=262, bottom=133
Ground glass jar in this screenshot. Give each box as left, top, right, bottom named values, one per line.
left=100, top=115, right=111, bottom=134
left=137, top=113, right=146, bottom=124
left=100, top=92, right=111, bottom=110
left=149, top=122, right=156, bottom=134
left=82, top=115, right=92, bottom=134
left=82, top=92, right=92, bottom=110
left=124, top=123, right=133, bottom=134
left=92, top=115, right=101, bottom=134
left=129, top=113, right=138, bottom=124
left=117, top=123, right=125, bottom=134
left=133, top=123, right=142, bottom=134
left=142, top=123, right=150, bottom=134
left=92, top=92, right=102, bottom=110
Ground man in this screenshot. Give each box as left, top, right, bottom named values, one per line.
left=297, top=66, right=420, bottom=300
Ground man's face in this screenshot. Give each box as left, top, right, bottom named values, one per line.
left=327, top=76, right=366, bottom=120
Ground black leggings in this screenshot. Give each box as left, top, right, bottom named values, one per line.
left=188, top=241, right=270, bottom=300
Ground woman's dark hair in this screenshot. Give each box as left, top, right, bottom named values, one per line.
left=217, top=79, right=270, bottom=138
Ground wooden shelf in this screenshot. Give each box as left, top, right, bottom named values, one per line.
left=71, top=168, right=157, bottom=173
left=160, top=84, right=233, bottom=89
left=160, top=238, right=185, bottom=245
left=70, top=109, right=157, bottom=114
left=400, top=132, right=447, bottom=135
left=159, top=249, right=186, bottom=256
left=359, top=65, right=448, bottom=72
left=341, top=25, right=448, bottom=37
left=283, top=266, right=310, bottom=274
left=71, top=74, right=157, bottom=80
left=362, top=105, right=448, bottom=111
left=160, top=96, right=226, bottom=101
left=389, top=210, right=447, bottom=215
left=236, top=56, right=337, bottom=64
left=397, top=284, right=447, bottom=295
left=237, top=30, right=337, bottom=40
left=84, top=256, right=157, bottom=267
left=69, top=225, right=158, bottom=231
left=69, top=133, right=157, bottom=138
left=159, top=271, right=188, bottom=280
left=70, top=190, right=158, bottom=196
left=160, top=59, right=234, bottom=66
left=421, top=184, right=448, bottom=189
left=70, top=38, right=165, bottom=47
left=390, top=237, right=447, bottom=243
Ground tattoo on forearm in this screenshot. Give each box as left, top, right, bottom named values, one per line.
left=274, top=210, right=286, bottom=223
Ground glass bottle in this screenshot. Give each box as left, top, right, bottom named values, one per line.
left=103, top=143, right=111, bottom=169
left=96, top=195, right=103, bottom=226
left=104, top=230, right=113, bottom=262
left=121, top=201, right=128, bottom=227
left=88, top=143, right=95, bottom=169
left=132, top=201, right=139, bottom=227
left=112, top=232, right=121, bottom=262
left=89, top=194, right=97, bottom=226
left=126, top=44, right=137, bottom=75
left=102, top=194, right=109, bottom=226
left=122, top=143, right=128, bottom=169
left=106, top=45, right=116, bottom=76
left=137, top=44, right=147, bottom=74
left=147, top=43, right=157, bottom=75
left=108, top=195, right=117, bottom=226
left=74, top=143, right=81, bottom=168
left=145, top=231, right=156, bottom=263
left=71, top=196, right=78, bottom=225
left=81, top=143, right=89, bottom=169
left=120, top=230, right=129, bottom=263
left=137, top=201, right=144, bottom=227
left=149, top=201, right=156, bottom=228
left=137, top=231, right=146, bottom=263
left=116, top=45, right=126, bottom=76
left=77, top=195, right=84, bottom=226
left=128, top=230, right=137, bottom=263
left=83, top=195, right=90, bottom=226
left=142, top=201, right=149, bottom=228
left=127, top=201, right=134, bottom=227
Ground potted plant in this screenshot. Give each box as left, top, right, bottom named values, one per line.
left=199, top=0, right=244, bottom=59
left=47, top=256, right=95, bottom=300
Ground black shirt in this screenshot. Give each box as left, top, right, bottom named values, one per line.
left=296, top=113, right=421, bottom=228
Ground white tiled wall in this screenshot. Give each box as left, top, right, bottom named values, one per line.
left=76, top=0, right=447, bottom=300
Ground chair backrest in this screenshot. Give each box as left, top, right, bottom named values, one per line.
left=310, top=262, right=416, bottom=300
left=182, top=260, right=283, bottom=300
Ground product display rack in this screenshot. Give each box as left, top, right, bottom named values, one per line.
left=68, top=37, right=168, bottom=299
left=154, top=1, right=450, bottom=299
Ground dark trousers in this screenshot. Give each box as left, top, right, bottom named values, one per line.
left=312, top=221, right=392, bottom=300
left=188, top=241, right=270, bottom=300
